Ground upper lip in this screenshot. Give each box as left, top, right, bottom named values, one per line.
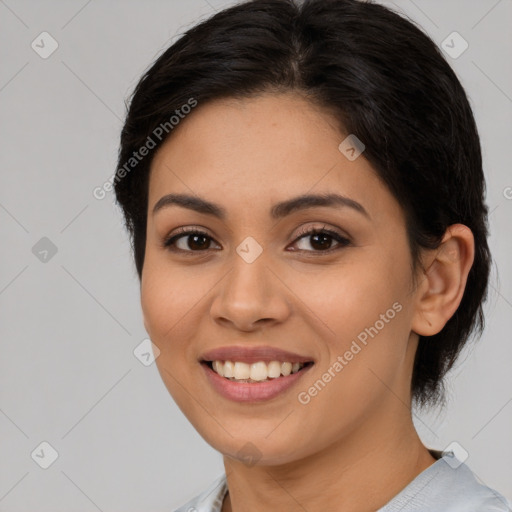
left=200, top=345, right=315, bottom=364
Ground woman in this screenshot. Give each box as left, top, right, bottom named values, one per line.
left=114, top=0, right=511, bottom=510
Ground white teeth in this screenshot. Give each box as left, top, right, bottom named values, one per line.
left=250, top=361, right=268, bottom=381
left=281, top=362, right=292, bottom=376
left=210, top=360, right=307, bottom=381
left=223, top=360, right=234, bottom=378
left=233, top=361, right=250, bottom=380
left=267, top=361, right=281, bottom=378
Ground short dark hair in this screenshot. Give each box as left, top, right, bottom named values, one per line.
left=114, top=0, right=491, bottom=409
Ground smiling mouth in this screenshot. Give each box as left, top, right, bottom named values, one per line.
left=202, top=360, right=315, bottom=383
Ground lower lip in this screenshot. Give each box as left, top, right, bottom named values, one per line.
left=201, top=362, right=314, bottom=402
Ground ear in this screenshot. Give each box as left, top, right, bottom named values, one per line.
left=411, top=224, right=475, bottom=337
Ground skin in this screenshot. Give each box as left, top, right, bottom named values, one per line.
left=140, top=92, right=474, bottom=512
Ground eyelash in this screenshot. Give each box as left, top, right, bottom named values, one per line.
left=162, top=225, right=351, bottom=255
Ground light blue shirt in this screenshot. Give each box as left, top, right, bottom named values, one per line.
left=173, top=450, right=511, bottom=511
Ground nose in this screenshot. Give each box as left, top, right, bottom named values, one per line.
left=210, top=253, right=291, bottom=332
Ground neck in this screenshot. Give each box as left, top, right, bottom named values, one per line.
left=221, top=401, right=436, bottom=512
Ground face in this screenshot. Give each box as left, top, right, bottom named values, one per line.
left=141, top=92, right=422, bottom=466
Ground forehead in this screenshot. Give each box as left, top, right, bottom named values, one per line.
left=147, top=93, right=399, bottom=223
left=150, top=92, right=341, bottom=174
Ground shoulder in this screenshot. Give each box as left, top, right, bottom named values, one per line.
left=380, top=452, right=511, bottom=512
left=173, top=473, right=228, bottom=512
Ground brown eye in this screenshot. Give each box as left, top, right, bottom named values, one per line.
left=291, top=227, right=351, bottom=253
left=162, top=226, right=350, bottom=255
left=163, top=229, right=221, bottom=253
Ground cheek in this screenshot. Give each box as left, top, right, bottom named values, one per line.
left=294, top=289, right=410, bottom=450
left=291, top=251, right=407, bottom=345
left=140, top=256, right=201, bottom=358
left=140, top=259, right=208, bottom=416
left=291, top=252, right=412, bottom=404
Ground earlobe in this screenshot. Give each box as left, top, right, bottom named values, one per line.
left=411, top=224, right=475, bottom=337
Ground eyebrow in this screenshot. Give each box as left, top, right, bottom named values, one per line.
left=152, top=192, right=370, bottom=220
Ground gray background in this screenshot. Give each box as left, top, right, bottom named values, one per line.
left=1, top=0, right=511, bottom=510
